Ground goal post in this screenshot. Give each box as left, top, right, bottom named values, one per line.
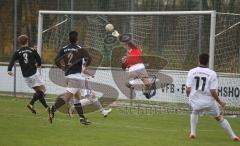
left=209, top=11, right=216, bottom=70
left=37, top=10, right=216, bottom=69
left=37, top=13, right=43, bottom=57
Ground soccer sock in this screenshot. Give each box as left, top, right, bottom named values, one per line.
left=29, top=93, right=39, bottom=105
left=37, top=91, right=49, bottom=108
left=190, top=113, right=198, bottom=136
left=92, top=96, right=104, bottom=112
left=74, top=102, right=85, bottom=119
left=52, top=97, right=66, bottom=111
left=219, top=119, right=237, bottom=138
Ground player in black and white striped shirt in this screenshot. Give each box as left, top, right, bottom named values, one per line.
left=8, top=34, right=49, bottom=114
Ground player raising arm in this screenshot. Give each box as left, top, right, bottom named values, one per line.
left=110, top=27, right=156, bottom=99
left=186, top=53, right=239, bottom=141
left=8, top=35, right=49, bottom=114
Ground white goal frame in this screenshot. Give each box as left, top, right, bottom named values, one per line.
left=37, top=10, right=216, bottom=69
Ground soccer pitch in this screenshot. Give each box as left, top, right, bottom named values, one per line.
left=0, top=95, right=239, bottom=146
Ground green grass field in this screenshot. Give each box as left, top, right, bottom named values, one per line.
left=0, top=95, right=239, bottom=146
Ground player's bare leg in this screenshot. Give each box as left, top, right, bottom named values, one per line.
left=215, top=115, right=239, bottom=141
left=48, top=91, right=72, bottom=123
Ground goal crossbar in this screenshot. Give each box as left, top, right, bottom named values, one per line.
left=39, top=10, right=215, bottom=15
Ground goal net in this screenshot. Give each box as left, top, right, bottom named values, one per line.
left=15, top=11, right=240, bottom=114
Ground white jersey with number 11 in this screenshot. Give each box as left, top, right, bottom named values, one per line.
left=186, top=67, right=218, bottom=108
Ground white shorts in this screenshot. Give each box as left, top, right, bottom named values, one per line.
left=128, top=63, right=145, bottom=72
left=191, top=102, right=220, bottom=117
left=65, top=73, right=87, bottom=95
left=128, top=63, right=148, bottom=81
left=24, top=72, right=44, bottom=88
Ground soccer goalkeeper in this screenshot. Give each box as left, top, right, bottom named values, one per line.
left=111, top=30, right=156, bottom=99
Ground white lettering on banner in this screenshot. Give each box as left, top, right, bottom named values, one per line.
left=0, top=66, right=239, bottom=107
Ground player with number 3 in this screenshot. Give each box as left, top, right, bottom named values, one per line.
left=7, top=34, right=49, bottom=114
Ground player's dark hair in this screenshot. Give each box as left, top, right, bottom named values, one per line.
left=199, top=53, right=209, bottom=66
left=69, top=31, right=78, bottom=44
left=18, top=34, right=28, bottom=46
left=128, top=41, right=137, bottom=48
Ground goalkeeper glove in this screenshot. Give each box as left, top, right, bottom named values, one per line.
left=112, top=30, right=120, bottom=37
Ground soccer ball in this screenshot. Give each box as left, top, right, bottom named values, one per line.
left=105, top=24, right=114, bottom=32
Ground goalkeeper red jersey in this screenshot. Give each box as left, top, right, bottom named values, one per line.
left=124, top=44, right=143, bottom=68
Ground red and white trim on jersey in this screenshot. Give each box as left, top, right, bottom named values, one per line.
left=123, top=43, right=144, bottom=70
left=128, top=63, right=145, bottom=72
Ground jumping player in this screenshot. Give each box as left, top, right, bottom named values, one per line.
left=186, top=53, right=239, bottom=141
left=112, top=30, right=156, bottom=99
left=48, top=31, right=90, bottom=125
left=8, top=34, right=49, bottom=114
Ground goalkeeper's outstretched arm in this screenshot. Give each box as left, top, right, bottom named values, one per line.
left=112, top=30, right=120, bottom=38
